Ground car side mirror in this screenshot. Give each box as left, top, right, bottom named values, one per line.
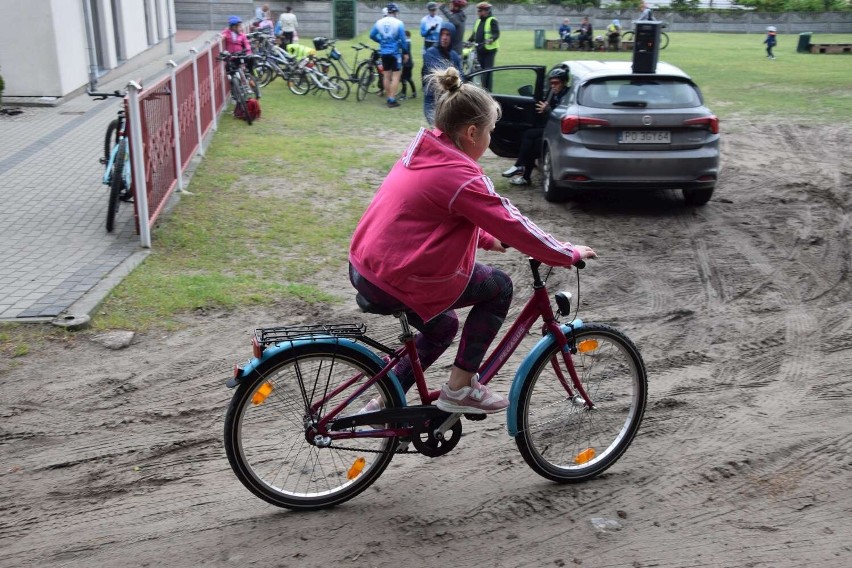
left=518, top=85, right=534, bottom=97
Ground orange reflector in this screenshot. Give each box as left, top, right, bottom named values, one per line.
left=574, top=448, right=597, bottom=465
left=347, top=457, right=366, bottom=480
left=251, top=381, right=273, bottom=405
left=577, top=339, right=599, bottom=353
left=574, top=448, right=596, bottom=464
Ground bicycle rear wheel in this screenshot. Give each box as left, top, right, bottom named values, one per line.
left=224, top=343, right=403, bottom=510
left=105, top=140, right=127, bottom=233
left=514, top=323, right=647, bottom=483
left=621, top=31, right=635, bottom=43
left=660, top=32, right=669, bottom=50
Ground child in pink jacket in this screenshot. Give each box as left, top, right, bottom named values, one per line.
left=349, top=67, right=596, bottom=414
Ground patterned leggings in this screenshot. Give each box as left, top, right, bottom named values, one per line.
left=349, top=263, right=513, bottom=390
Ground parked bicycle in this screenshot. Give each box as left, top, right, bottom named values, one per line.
left=250, top=35, right=303, bottom=90
left=218, top=50, right=261, bottom=125
left=314, top=38, right=379, bottom=102
left=289, top=53, right=350, bottom=100
left=224, top=258, right=648, bottom=510
left=88, top=89, right=132, bottom=233
left=356, top=44, right=384, bottom=102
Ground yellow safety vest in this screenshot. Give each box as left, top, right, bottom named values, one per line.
left=472, top=17, right=499, bottom=50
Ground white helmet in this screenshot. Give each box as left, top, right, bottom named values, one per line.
left=767, top=26, right=777, bottom=32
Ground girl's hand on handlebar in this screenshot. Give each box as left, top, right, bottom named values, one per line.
left=492, top=241, right=508, bottom=253
left=574, top=245, right=597, bottom=261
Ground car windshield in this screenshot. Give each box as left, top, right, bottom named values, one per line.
left=579, top=78, right=702, bottom=109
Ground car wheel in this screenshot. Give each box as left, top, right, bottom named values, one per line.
left=542, top=148, right=569, bottom=203
left=682, top=186, right=715, bottom=206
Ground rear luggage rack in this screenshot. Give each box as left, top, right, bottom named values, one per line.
left=254, top=323, right=367, bottom=348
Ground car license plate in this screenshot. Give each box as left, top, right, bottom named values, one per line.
left=619, top=130, right=671, bottom=144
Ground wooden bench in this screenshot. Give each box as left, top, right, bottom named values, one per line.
left=544, top=39, right=563, bottom=50
left=810, top=43, right=852, bottom=54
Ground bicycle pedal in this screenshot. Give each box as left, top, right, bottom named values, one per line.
left=464, top=413, right=487, bottom=421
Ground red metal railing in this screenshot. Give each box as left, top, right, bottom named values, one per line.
left=125, top=38, right=228, bottom=247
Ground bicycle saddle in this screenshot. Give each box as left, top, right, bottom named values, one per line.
left=355, top=294, right=397, bottom=316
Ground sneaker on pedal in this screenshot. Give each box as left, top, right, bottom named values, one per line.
left=436, top=374, right=508, bottom=414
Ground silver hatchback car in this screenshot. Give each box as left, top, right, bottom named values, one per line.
left=472, top=61, right=720, bottom=205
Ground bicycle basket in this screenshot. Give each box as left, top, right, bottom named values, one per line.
left=312, top=36, right=329, bottom=50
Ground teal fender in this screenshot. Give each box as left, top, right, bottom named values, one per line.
left=506, top=319, right=585, bottom=437
left=228, top=337, right=407, bottom=405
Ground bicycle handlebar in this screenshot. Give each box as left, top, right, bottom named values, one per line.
left=87, top=89, right=126, bottom=100
left=502, top=243, right=586, bottom=270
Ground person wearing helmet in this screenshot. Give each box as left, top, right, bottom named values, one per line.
left=607, top=19, right=622, bottom=51
left=421, top=2, right=443, bottom=50
left=502, top=66, right=571, bottom=186
left=371, top=4, right=407, bottom=108
left=764, top=26, right=777, bottom=59
left=222, top=16, right=253, bottom=58
left=468, top=2, right=499, bottom=91
left=439, top=0, right=468, bottom=56
left=422, top=21, right=463, bottom=125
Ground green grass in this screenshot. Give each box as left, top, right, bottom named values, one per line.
left=64, top=31, right=852, bottom=330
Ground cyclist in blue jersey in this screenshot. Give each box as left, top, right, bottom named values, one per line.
left=370, top=3, right=406, bottom=108
left=420, top=2, right=443, bottom=50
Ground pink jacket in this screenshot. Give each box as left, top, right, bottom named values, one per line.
left=349, top=128, right=582, bottom=322
left=221, top=29, right=252, bottom=54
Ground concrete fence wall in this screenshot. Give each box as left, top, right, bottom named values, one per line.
left=174, top=1, right=852, bottom=36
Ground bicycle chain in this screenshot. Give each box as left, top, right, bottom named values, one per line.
left=331, top=440, right=417, bottom=455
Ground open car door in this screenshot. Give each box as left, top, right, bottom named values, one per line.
left=465, top=65, right=546, bottom=158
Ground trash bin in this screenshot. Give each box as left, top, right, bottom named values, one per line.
left=797, top=32, right=813, bottom=53
left=534, top=29, right=546, bottom=49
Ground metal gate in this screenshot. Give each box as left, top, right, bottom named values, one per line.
left=333, top=0, right=356, bottom=39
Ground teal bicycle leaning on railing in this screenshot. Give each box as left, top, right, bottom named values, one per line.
left=88, top=89, right=132, bottom=233
left=223, top=257, right=648, bottom=510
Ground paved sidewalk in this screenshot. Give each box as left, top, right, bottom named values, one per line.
left=0, top=30, right=220, bottom=324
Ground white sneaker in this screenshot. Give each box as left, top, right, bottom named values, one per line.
left=436, top=374, right=508, bottom=414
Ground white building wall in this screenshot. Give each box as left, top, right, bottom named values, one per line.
left=0, top=0, right=174, bottom=99
left=53, top=0, right=91, bottom=96
left=121, top=0, right=154, bottom=59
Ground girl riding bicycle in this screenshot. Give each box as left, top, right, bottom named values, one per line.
left=349, top=67, right=596, bottom=415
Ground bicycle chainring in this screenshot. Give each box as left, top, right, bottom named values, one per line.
left=410, top=417, right=462, bottom=457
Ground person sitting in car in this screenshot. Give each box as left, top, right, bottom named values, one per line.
left=502, top=66, right=570, bottom=186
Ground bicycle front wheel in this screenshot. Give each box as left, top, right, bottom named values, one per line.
left=514, top=323, right=647, bottom=483
left=231, top=76, right=252, bottom=125
left=326, top=75, right=350, bottom=100
left=660, top=32, right=669, bottom=50
left=105, top=139, right=127, bottom=233
left=103, top=119, right=119, bottom=165
left=288, top=70, right=310, bottom=95
left=224, top=343, right=403, bottom=510
left=621, top=31, right=635, bottom=43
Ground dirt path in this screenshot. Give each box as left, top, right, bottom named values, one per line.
left=2, top=120, right=851, bottom=567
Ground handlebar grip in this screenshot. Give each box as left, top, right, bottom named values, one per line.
left=574, top=260, right=586, bottom=270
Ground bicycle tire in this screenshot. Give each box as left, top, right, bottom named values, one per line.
left=326, top=75, right=350, bottom=100
left=316, top=57, right=340, bottom=79
left=660, top=32, right=669, bottom=50
left=621, top=31, right=634, bottom=43
left=105, top=140, right=127, bottom=233
left=255, top=63, right=275, bottom=87
left=288, top=70, right=310, bottom=95
left=514, top=323, right=647, bottom=483
left=103, top=119, right=119, bottom=165
left=356, top=61, right=381, bottom=95
left=231, top=76, right=252, bottom=125
left=224, top=342, right=403, bottom=510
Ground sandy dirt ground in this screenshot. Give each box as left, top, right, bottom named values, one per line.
left=2, top=118, right=851, bottom=568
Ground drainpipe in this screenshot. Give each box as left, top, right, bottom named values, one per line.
left=82, top=0, right=99, bottom=90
